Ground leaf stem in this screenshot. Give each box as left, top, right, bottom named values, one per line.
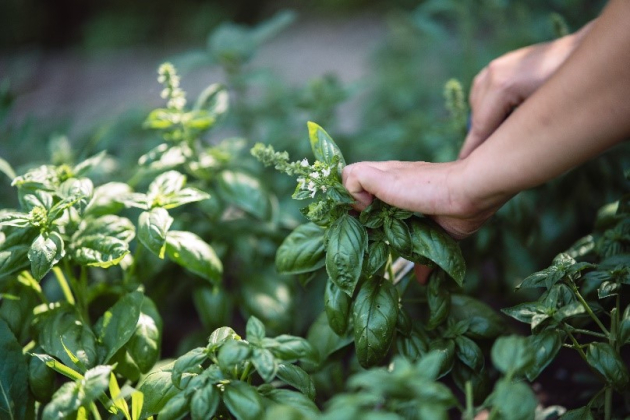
left=464, top=380, right=474, bottom=420
left=566, top=327, right=607, bottom=339
left=240, top=361, right=253, bottom=382
left=571, top=284, right=610, bottom=336
left=52, top=266, right=75, bottom=305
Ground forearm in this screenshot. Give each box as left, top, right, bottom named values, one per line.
left=461, top=0, right=630, bottom=210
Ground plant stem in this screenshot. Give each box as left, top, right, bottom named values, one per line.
left=566, top=327, right=607, bottom=339
left=563, top=327, right=589, bottom=364
left=240, top=361, right=253, bottom=382
left=90, top=402, right=103, bottom=420
left=52, top=266, right=75, bottom=305
left=571, top=284, right=610, bottom=336
left=464, top=381, right=474, bottom=420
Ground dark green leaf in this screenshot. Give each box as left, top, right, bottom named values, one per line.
left=207, top=327, right=240, bottom=352
left=586, top=342, right=629, bottom=391
left=276, top=363, right=316, bottom=400
left=365, top=241, right=388, bottom=278
left=307, top=122, right=345, bottom=168
left=305, top=313, right=353, bottom=366
left=408, top=219, right=465, bottom=286
left=491, top=335, right=533, bottom=376
left=0, top=319, right=28, bottom=420
left=218, top=340, right=251, bottom=369
left=553, top=302, right=586, bottom=322
left=28, top=348, right=55, bottom=402
left=427, top=339, right=456, bottom=379
left=217, top=170, right=271, bottom=220
left=94, top=290, right=143, bottom=364
left=619, top=304, right=630, bottom=345
left=172, top=347, right=207, bottom=389
left=597, top=281, right=620, bottom=299
left=491, top=379, right=537, bottom=420
left=501, top=302, right=546, bottom=326
left=395, top=329, right=428, bottom=361
left=126, top=295, right=163, bottom=374
left=353, top=278, right=399, bottom=367
left=137, top=361, right=180, bottom=418
left=246, top=316, right=266, bottom=344
left=525, top=330, right=565, bottom=381
left=193, top=286, right=232, bottom=332
left=324, top=278, right=351, bottom=335
left=326, top=214, right=368, bottom=296
left=427, top=270, right=450, bottom=330
left=190, top=384, right=220, bottom=420
left=166, top=230, right=222, bottom=284
left=158, top=391, right=189, bottom=420
left=41, top=381, right=81, bottom=420
left=265, top=335, right=315, bottom=363
left=262, top=389, right=320, bottom=417
left=449, top=295, right=505, bottom=339
left=252, top=348, right=277, bottom=382
left=28, top=232, right=65, bottom=280
left=384, top=218, right=412, bottom=256
left=223, top=381, right=264, bottom=420
left=276, top=223, right=325, bottom=275
left=559, top=407, right=595, bottom=420
left=454, top=335, right=484, bottom=372
left=138, top=208, right=173, bottom=259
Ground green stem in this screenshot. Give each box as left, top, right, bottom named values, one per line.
left=90, top=402, right=103, bottom=420
left=566, top=327, right=607, bottom=339
left=564, top=327, right=589, bottom=364
left=386, top=253, right=395, bottom=283
left=464, top=381, right=474, bottom=420
left=571, top=284, right=610, bottom=336
left=605, top=306, right=619, bottom=420
left=52, top=266, right=75, bottom=305
left=240, top=361, right=253, bottom=382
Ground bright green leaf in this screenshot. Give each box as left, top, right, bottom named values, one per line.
left=165, top=230, right=222, bottom=284
left=276, top=223, right=325, bottom=275
left=138, top=207, right=173, bottom=259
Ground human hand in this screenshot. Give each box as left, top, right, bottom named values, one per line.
left=461, top=24, right=592, bottom=159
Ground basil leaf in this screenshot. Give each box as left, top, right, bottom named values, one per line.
left=172, top=347, right=207, bottom=389
left=395, top=329, right=428, bottom=362
left=276, top=223, right=326, bottom=275
left=84, top=182, right=132, bottom=216
left=137, top=361, right=180, bottom=418
left=307, top=121, right=345, bottom=168
left=427, top=270, right=450, bottom=330
left=384, top=218, right=412, bottom=256
left=138, top=208, right=173, bottom=259
left=491, top=379, right=537, bottom=420
left=428, top=339, right=456, bottom=379
left=127, top=296, right=163, bottom=374
left=217, top=170, right=271, bottom=220
left=353, top=278, right=399, bottom=368
left=619, top=304, right=630, bottom=346
left=276, top=363, right=316, bottom=401
left=165, top=230, right=222, bottom=284
left=71, top=235, right=129, bottom=268
left=326, top=214, right=368, bottom=296
left=559, top=407, right=595, bottom=420
left=265, top=335, right=315, bottom=363
left=207, top=327, right=240, bottom=352
left=73, top=215, right=136, bottom=243
left=28, top=231, right=65, bottom=280
left=324, top=278, right=352, bottom=336
left=305, top=313, right=353, bottom=366
left=525, top=330, right=565, bottom=381
left=252, top=348, right=277, bottom=383
left=0, top=210, right=30, bottom=228
left=262, top=389, right=320, bottom=417
left=158, top=391, right=189, bottom=420
left=190, top=384, right=220, bottom=420
left=218, top=340, right=251, bottom=370
left=491, top=335, right=533, bottom=377
left=246, top=316, right=266, bottom=344
left=0, top=319, right=28, bottom=420
left=586, top=342, right=630, bottom=392
left=28, top=347, right=56, bottom=403
left=454, top=335, right=484, bottom=373
left=449, top=295, right=505, bottom=339
left=94, top=291, right=143, bottom=364
left=365, top=240, right=388, bottom=278
left=408, top=219, right=465, bottom=286
left=223, top=381, right=264, bottom=420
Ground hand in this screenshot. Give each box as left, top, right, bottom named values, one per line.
left=461, top=23, right=592, bottom=159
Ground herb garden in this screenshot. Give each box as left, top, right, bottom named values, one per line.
left=1, top=1, right=629, bottom=419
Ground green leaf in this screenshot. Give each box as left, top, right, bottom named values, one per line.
left=586, top=342, right=629, bottom=391
left=73, top=151, right=107, bottom=177
left=491, top=379, right=537, bottom=420
left=172, top=347, right=207, bottom=389
left=525, top=330, right=565, bottom=381
left=0, top=210, right=30, bottom=228
left=262, top=389, right=320, bottom=417
left=395, top=329, right=428, bottom=361
left=276, top=223, right=325, bottom=275
left=619, top=304, right=630, bottom=346
left=265, top=335, right=315, bottom=363
left=0, top=319, right=28, bottom=420
left=276, top=363, right=316, bottom=401
left=127, top=296, right=163, bottom=373
left=138, top=207, right=173, bottom=259
left=449, top=295, right=505, bottom=339
left=147, top=170, right=209, bottom=209
left=353, top=278, right=399, bottom=368
left=307, top=121, right=345, bottom=168
left=73, top=215, right=136, bottom=243
left=28, top=232, right=65, bottom=280
left=158, top=391, right=189, bottom=420
left=207, top=327, right=240, bottom=352
left=94, top=291, right=144, bottom=364
left=491, top=335, right=533, bottom=376
left=71, top=235, right=129, bottom=268
left=165, top=230, right=222, bottom=284
left=454, top=335, right=484, bottom=372
left=501, top=302, right=547, bottom=327
left=408, top=219, right=465, bottom=286
left=324, top=278, right=352, bottom=335
left=218, top=340, right=251, bottom=369
left=57, top=177, right=94, bottom=213
left=305, top=312, right=353, bottom=366
left=0, top=229, right=32, bottom=279
left=82, top=365, right=113, bottom=404
left=223, top=381, right=264, bottom=420
left=559, top=406, right=595, bottom=420
left=326, top=214, right=368, bottom=296
left=427, top=339, right=456, bottom=378
left=193, top=286, right=232, bottom=332
left=85, top=182, right=133, bottom=216
left=217, top=170, right=271, bottom=220
left=246, top=316, right=266, bottom=344
left=29, top=349, right=56, bottom=402
left=0, top=156, right=16, bottom=180
left=384, top=218, right=412, bottom=256
left=365, top=240, right=389, bottom=277
left=190, top=384, right=220, bottom=420
left=427, top=270, right=450, bottom=330
left=30, top=353, right=82, bottom=381
left=137, top=362, right=180, bottom=418
left=37, top=305, right=97, bottom=368
left=252, top=348, right=277, bottom=382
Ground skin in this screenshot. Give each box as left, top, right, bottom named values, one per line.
left=343, top=0, right=630, bottom=245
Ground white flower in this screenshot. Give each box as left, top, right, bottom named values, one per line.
left=297, top=177, right=305, bottom=188
left=310, top=172, right=319, bottom=179
left=160, top=88, right=169, bottom=99
left=301, top=159, right=309, bottom=167
left=311, top=190, right=316, bottom=198
left=307, top=181, right=316, bottom=192
left=322, top=167, right=331, bottom=177
left=321, top=186, right=327, bottom=193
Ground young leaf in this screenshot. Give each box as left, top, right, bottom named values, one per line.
left=165, top=230, right=222, bottom=284
left=207, top=327, right=240, bottom=352
left=276, top=223, right=326, bottom=275
left=454, top=335, right=484, bottom=373
left=137, top=362, right=180, bottom=418
left=217, top=340, right=252, bottom=370
left=384, top=218, right=412, bottom=256
left=408, top=219, right=465, bottom=286
left=138, top=208, right=173, bottom=259
left=0, top=210, right=31, bottom=228
left=265, top=335, right=315, bottom=363
left=326, top=214, right=368, bottom=296
left=110, top=373, right=131, bottom=420
left=71, top=235, right=130, bottom=268
left=28, top=231, right=65, bottom=280
left=0, top=319, right=28, bottom=420
left=223, top=381, right=264, bottom=420
left=449, top=295, right=505, bottom=339
left=94, top=291, right=144, bottom=364
left=172, top=347, right=207, bottom=389
left=252, top=348, right=277, bottom=383
left=0, top=156, right=16, bottom=180
left=324, top=278, right=352, bottom=336
left=307, top=121, right=345, bottom=169
left=353, top=278, right=399, bottom=368
left=261, top=389, right=320, bottom=418
left=126, top=296, right=163, bottom=374
left=427, top=270, right=450, bottom=330
left=365, top=240, right=388, bottom=277
left=190, top=384, right=220, bottom=420
left=246, top=316, right=266, bottom=344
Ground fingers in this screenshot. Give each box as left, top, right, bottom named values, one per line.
left=342, top=163, right=381, bottom=210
